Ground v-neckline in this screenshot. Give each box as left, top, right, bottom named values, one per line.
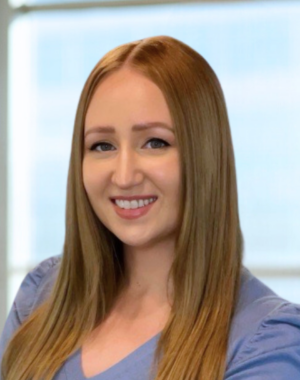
left=73, top=332, right=161, bottom=380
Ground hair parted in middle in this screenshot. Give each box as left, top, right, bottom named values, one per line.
left=2, top=35, right=243, bottom=380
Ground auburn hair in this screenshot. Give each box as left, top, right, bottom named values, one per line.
left=2, top=36, right=243, bottom=380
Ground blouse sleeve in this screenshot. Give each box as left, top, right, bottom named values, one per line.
left=225, top=303, right=300, bottom=379
left=0, top=256, right=60, bottom=370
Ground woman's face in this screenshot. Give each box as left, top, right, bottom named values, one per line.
left=83, top=68, right=180, bottom=250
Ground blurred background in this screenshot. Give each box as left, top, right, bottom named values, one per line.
left=0, top=0, right=300, bottom=331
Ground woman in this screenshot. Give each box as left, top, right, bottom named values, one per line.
left=1, top=36, right=299, bottom=380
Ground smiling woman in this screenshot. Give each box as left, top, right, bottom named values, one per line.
left=83, top=69, right=180, bottom=248
left=1, top=36, right=300, bottom=380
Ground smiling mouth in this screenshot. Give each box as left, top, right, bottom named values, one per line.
left=112, top=197, right=157, bottom=210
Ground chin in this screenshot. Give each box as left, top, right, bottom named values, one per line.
left=111, top=228, right=157, bottom=247
left=115, top=235, right=153, bottom=248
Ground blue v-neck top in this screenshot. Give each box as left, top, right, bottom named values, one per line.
left=59, top=334, right=160, bottom=380
left=1, top=256, right=300, bottom=379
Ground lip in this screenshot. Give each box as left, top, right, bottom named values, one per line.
left=111, top=198, right=157, bottom=220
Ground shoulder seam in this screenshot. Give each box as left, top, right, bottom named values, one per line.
left=230, top=343, right=300, bottom=367
left=232, top=301, right=296, bottom=365
left=13, top=256, right=61, bottom=322
left=32, top=255, right=61, bottom=296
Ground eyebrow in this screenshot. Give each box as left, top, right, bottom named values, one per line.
left=84, top=122, right=174, bottom=137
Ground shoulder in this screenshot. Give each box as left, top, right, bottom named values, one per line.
left=226, top=267, right=300, bottom=379
left=13, top=255, right=61, bottom=323
left=0, top=256, right=61, bottom=362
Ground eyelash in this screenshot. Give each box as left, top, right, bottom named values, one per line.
left=90, top=138, right=170, bottom=152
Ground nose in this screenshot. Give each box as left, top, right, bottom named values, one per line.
left=111, top=146, right=144, bottom=189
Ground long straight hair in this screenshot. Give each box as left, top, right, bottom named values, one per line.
left=2, top=36, right=243, bottom=380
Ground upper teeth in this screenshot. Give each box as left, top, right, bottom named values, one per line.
left=115, top=198, right=156, bottom=209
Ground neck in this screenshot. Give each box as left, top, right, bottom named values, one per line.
left=122, top=239, right=175, bottom=305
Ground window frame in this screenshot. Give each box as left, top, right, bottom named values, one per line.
left=0, top=0, right=11, bottom=333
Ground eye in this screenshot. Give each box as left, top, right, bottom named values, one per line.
left=144, top=138, right=170, bottom=149
left=90, top=142, right=115, bottom=152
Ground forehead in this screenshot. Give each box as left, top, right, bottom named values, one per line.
left=85, top=68, right=173, bottom=129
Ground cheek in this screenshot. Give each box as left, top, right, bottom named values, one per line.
left=82, top=159, right=105, bottom=198
left=147, top=163, right=180, bottom=213
left=151, top=154, right=180, bottom=190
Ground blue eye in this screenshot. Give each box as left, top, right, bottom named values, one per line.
left=89, top=138, right=169, bottom=152
left=145, top=138, right=169, bottom=149
left=90, top=142, right=115, bottom=152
